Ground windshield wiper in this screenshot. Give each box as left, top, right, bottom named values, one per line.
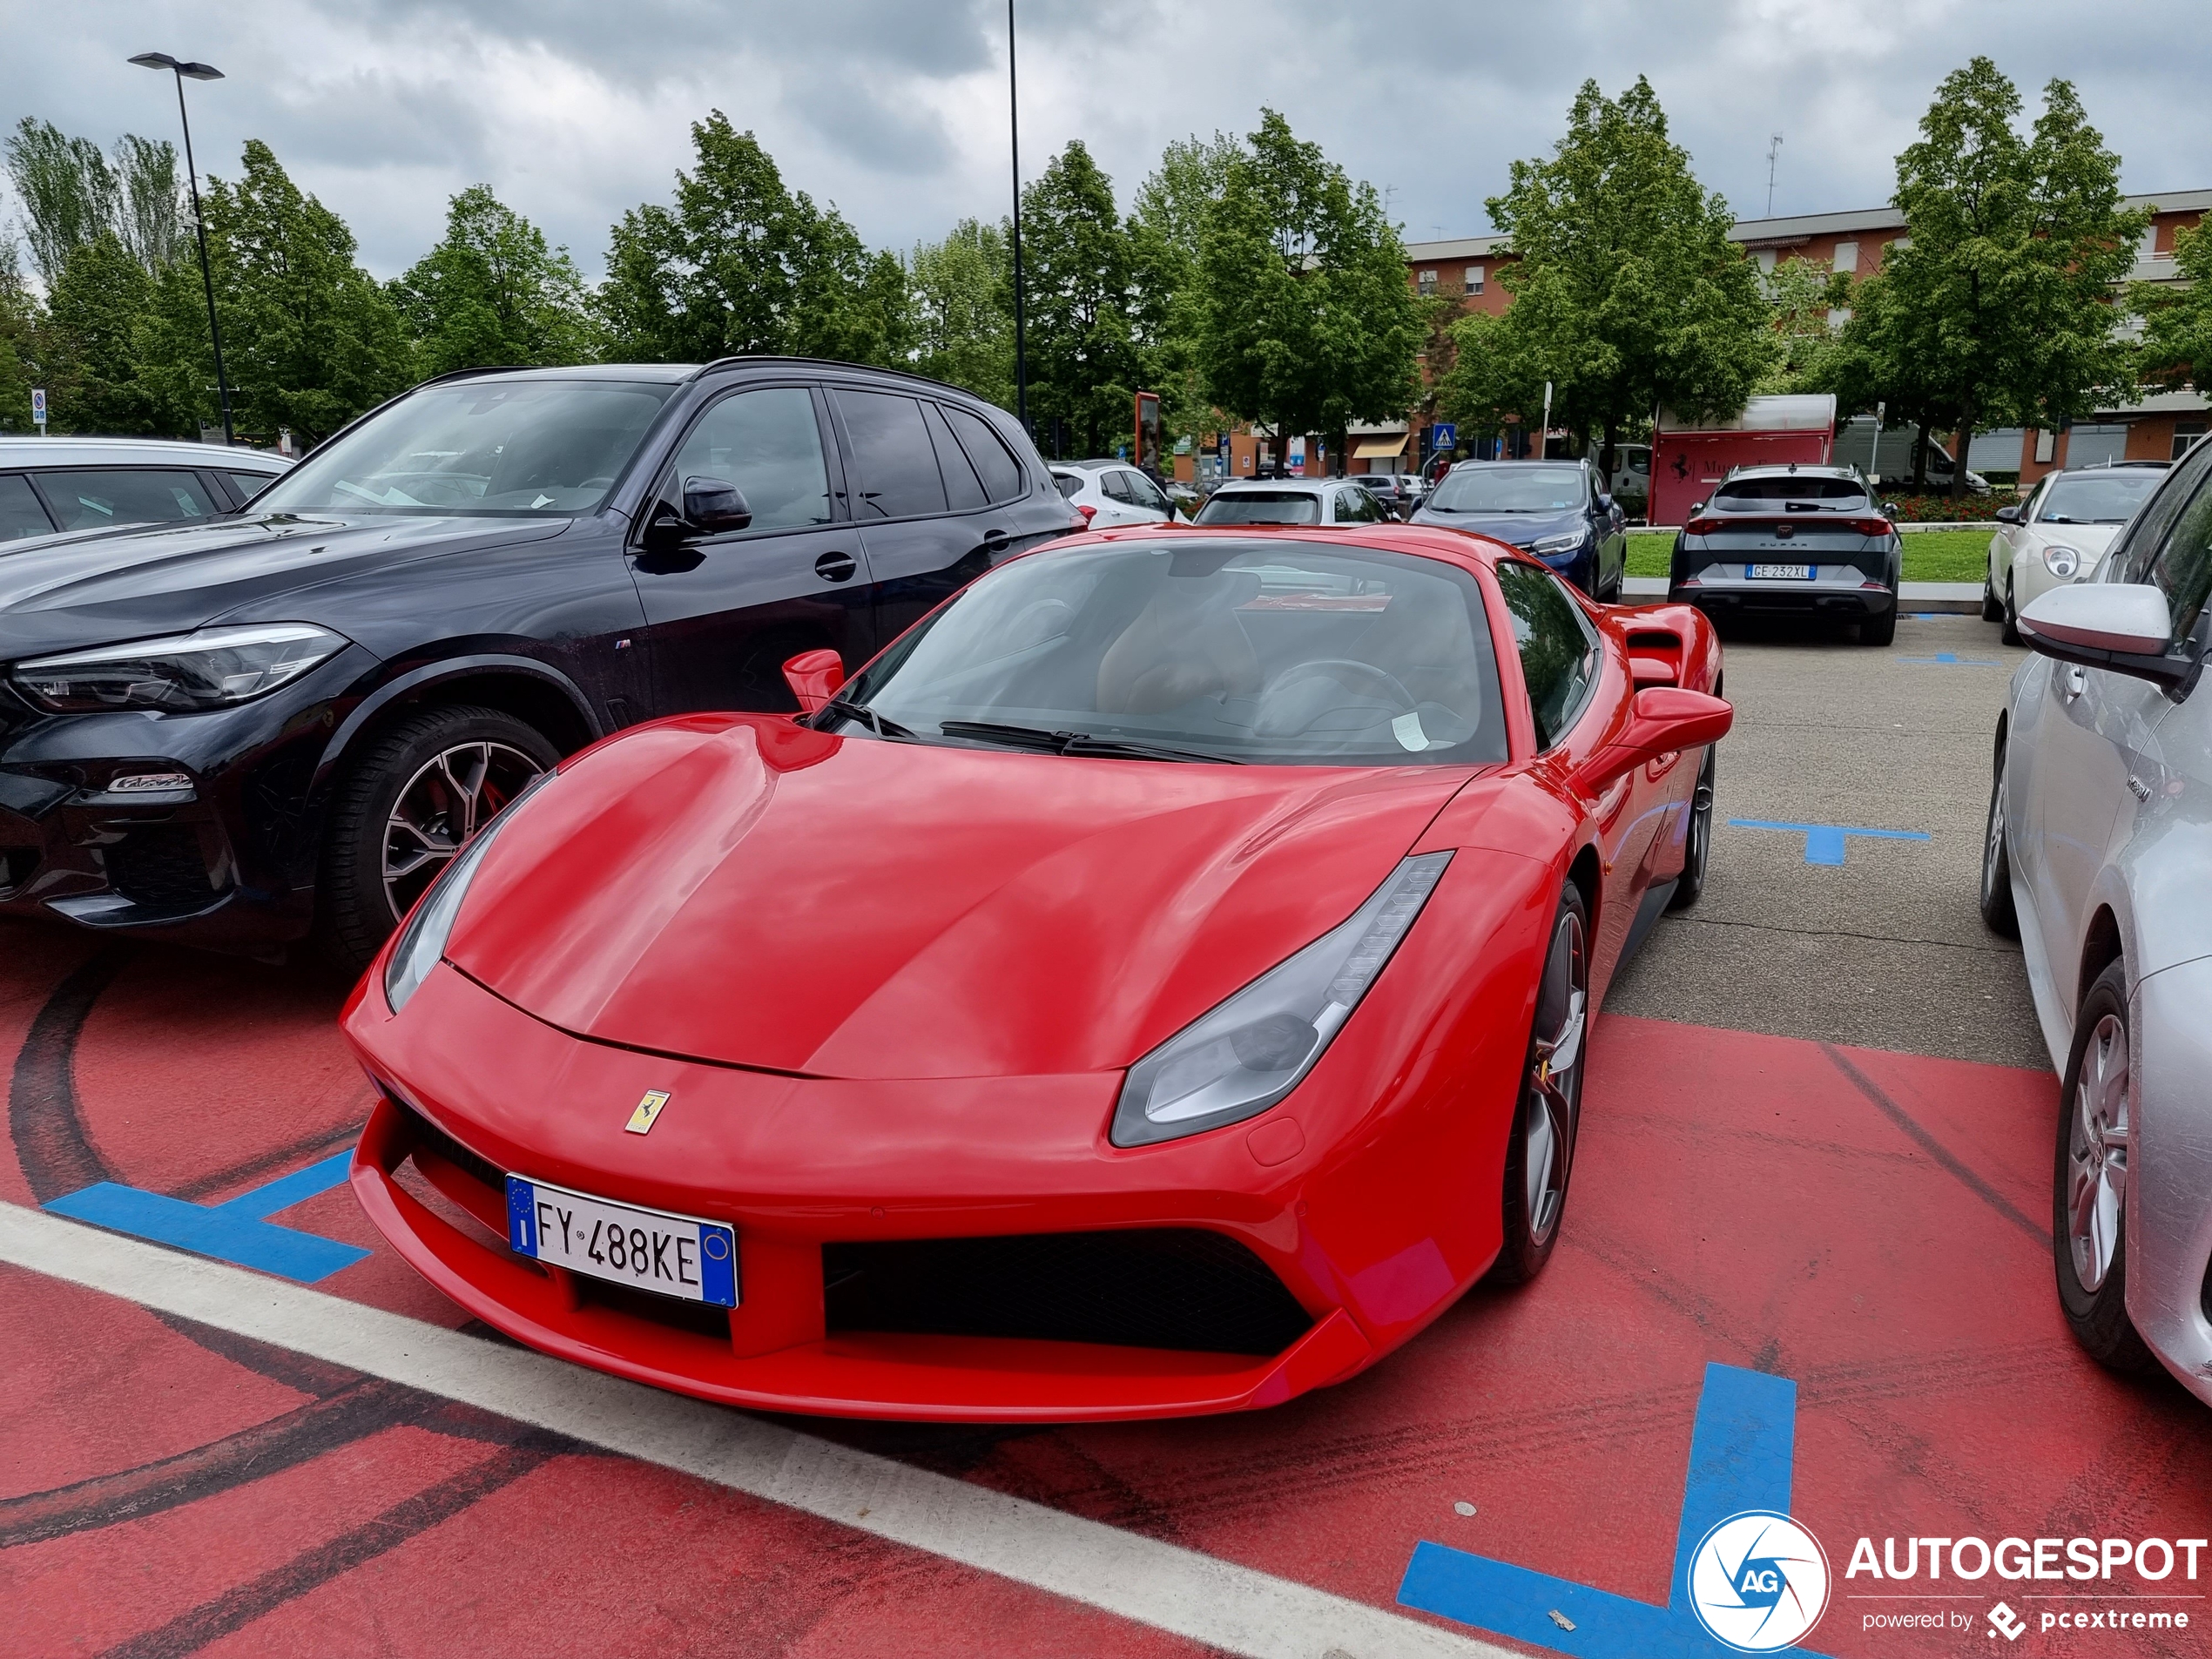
left=817, top=698, right=919, bottom=740
left=936, top=719, right=1243, bottom=764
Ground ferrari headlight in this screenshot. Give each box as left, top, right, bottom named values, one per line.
left=1110, top=852, right=1453, bottom=1148
left=11, top=624, right=349, bottom=713
left=2042, top=544, right=2082, bottom=578
left=383, top=773, right=547, bottom=1013
left=1529, top=532, right=1584, bottom=556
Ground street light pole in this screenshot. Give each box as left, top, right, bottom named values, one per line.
left=1007, top=0, right=1028, bottom=432
left=130, top=52, right=233, bottom=446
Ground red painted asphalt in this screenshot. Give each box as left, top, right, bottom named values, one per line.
left=5, top=921, right=2209, bottom=1656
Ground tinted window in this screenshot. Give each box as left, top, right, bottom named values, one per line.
left=836, top=389, right=948, bottom=519
left=670, top=386, right=832, bottom=531
left=1193, top=490, right=1321, bottom=527
left=826, top=538, right=1507, bottom=765
left=1334, top=487, right=1382, bottom=523
left=1494, top=562, right=1600, bottom=747
left=1426, top=465, right=1586, bottom=514
left=37, top=469, right=213, bottom=532
left=255, top=380, right=676, bottom=517
left=226, top=469, right=277, bottom=504
left=1101, top=471, right=1137, bottom=504
left=944, top=404, right=1025, bottom=502
left=1129, top=472, right=1172, bottom=513
left=921, top=402, right=987, bottom=511
left=1053, top=472, right=1083, bottom=500
left=0, top=473, right=56, bottom=540
left=2107, top=442, right=2212, bottom=586
left=2147, top=469, right=2212, bottom=644
left=1712, top=476, right=1866, bottom=508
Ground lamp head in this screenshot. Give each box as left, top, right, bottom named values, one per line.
left=129, top=51, right=223, bottom=79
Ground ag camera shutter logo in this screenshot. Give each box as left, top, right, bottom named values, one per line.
left=1687, top=1510, right=1831, bottom=1652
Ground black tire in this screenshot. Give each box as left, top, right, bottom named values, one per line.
left=1979, top=731, right=2020, bottom=939
left=2000, top=574, right=2023, bottom=646
left=315, top=705, right=561, bottom=973
left=1859, top=603, right=1897, bottom=646
left=1668, top=745, right=1716, bottom=910
left=1489, top=885, right=1591, bottom=1286
left=1981, top=569, right=2004, bottom=623
left=2053, top=962, right=2159, bottom=1375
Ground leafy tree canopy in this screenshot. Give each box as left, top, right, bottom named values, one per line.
left=391, top=185, right=600, bottom=375
left=4, top=118, right=179, bottom=282
left=2134, top=220, right=2212, bottom=395
left=910, top=217, right=1013, bottom=409
left=1018, top=139, right=1150, bottom=457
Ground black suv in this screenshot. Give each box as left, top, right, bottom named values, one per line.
left=0, top=360, right=1076, bottom=965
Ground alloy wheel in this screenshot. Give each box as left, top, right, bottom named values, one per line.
left=381, top=740, right=544, bottom=921
left=1981, top=761, right=2007, bottom=910
left=2064, top=1013, right=2130, bottom=1293
left=1522, top=907, right=1588, bottom=1243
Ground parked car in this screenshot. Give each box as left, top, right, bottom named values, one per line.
left=1985, top=463, right=2167, bottom=644
left=345, top=520, right=1730, bottom=1420
left=1410, top=460, right=1627, bottom=600
left=0, top=436, right=288, bottom=545
left=0, top=360, right=1076, bottom=967
left=1190, top=478, right=1395, bottom=528
left=1352, top=474, right=1415, bottom=518
left=1979, top=432, right=2212, bottom=1405
left=1050, top=459, right=1177, bottom=527
left=1663, top=463, right=1902, bottom=644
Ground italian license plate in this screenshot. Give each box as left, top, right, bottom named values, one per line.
left=506, top=1175, right=738, bottom=1306
left=1748, top=563, right=1813, bottom=579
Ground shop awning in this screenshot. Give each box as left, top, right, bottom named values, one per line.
left=1353, top=436, right=1408, bottom=460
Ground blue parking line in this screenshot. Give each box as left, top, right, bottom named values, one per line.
left=1898, top=652, right=2000, bottom=666
left=1728, top=819, right=1931, bottom=866
left=43, top=1150, right=370, bottom=1282
left=1399, top=1364, right=1832, bottom=1658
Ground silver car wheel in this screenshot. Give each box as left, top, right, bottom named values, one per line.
left=381, top=740, right=544, bottom=921
left=1524, top=909, right=1588, bottom=1243
left=2064, top=1012, right=2130, bottom=1293
left=1981, top=761, right=2006, bottom=908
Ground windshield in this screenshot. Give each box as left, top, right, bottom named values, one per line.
left=1193, top=490, right=1322, bottom=526
left=824, top=539, right=1507, bottom=766
left=255, top=380, right=678, bottom=517
left=1425, top=465, right=1583, bottom=514
left=2038, top=471, right=2160, bottom=525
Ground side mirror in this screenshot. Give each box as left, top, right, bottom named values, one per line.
left=683, top=475, right=752, bottom=535
left=1586, top=686, right=1734, bottom=786
left=780, top=648, right=845, bottom=714
left=2017, top=584, right=2193, bottom=690
left=1598, top=493, right=1616, bottom=513
left=1883, top=501, right=1901, bottom=519
left=1994, top=504, right=2020, bottom=524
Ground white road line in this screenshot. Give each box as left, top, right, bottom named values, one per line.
left=1, top=1201, right=1512, bottom=1659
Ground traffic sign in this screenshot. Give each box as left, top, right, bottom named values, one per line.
left=31, top=387, right=46, bottom=428
left=1430, top=421, right=1455, bottom=449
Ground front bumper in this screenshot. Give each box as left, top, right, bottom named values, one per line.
left=343, top=963, right=1410, bottom=1421
left=2129, top=957, right=2212, bottom=1407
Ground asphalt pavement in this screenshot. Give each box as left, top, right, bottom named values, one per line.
left=1608, top=609, right=2049, bottom=1069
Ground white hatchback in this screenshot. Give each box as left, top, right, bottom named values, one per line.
left=1050, top=460, right=1177, bottom=528
left=1985, top=464, right=2165, bottom=643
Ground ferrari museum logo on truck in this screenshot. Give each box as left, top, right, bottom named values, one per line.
left=1688, top=1511, right=1832, bottom=1652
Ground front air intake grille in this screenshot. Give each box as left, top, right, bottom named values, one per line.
left=104, top=825, right=216, bottom=909
left=823, top=1228, right=1313, bottom=1356
left=395, top=1096, right=508, bottom=1193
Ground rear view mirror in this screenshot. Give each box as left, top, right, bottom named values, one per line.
left=1994, top=504, right=2020, bottom=524
left=2017, top=584, right=2193, bottom=690
left=781, top=648, right=845, bottom=714
left=1587, top=687, right=1734, bottom=787
left=683, top=475, right=752, bottom=534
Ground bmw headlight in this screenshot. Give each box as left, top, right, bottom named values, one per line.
left=1110, top=853, right=1453, bottom=1148
left=11, top=624, right=350, bottom=713
left=382, top=773, right=547, bottom=1013
left=1529, top=531, right=1584, bottom=558
left=2042, top=544, right=2082, bottom=578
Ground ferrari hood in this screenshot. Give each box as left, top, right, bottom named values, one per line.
left=446, top=715, right=1480, bottom=1080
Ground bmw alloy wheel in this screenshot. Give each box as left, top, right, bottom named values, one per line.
left=2064, top=1013, right=2130, bottom=1294
left=381, top=740, right=544, bottom=921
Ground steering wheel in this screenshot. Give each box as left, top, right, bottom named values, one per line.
left=1262, top=658, right=1416, bottom=712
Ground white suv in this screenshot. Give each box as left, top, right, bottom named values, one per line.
left=1050, top=460, right=1177, bottom=527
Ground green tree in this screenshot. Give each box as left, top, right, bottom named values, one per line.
left=1440, top=78, right=1773, bottom=478
left=1018, top=140, right=1150, bottom=458
left=0, top=240, right=45, bottom=433
left=2134, top=220, right=2212, bottom=395
left=1196, top=110, right=1421, bottom=464
left=1757, top=257, right=1851, bottom=395
left=140, top=139, right=415, bottom=442
left=111, top=134, right=181, bottom=272
left=1130, top=132, right=1240, bottom=443
left=44, top=232, right=162, bottom=432
left=909, top=217, right=1013, bottom=408
left=3, top=118, right=118, bottom=285
left=1848, top=58, right=2145, bottom=500
left=392, top=185, right=599, bottom=375
left=598, top=111, right=907, bottom=368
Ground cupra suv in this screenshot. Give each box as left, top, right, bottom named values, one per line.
left=347, top=523, right=1730, bottom=1421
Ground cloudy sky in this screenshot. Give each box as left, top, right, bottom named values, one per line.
left=4, top=1, right=2206, bottom=282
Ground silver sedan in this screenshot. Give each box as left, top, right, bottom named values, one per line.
left=1982, top=435, right=2212, bottom=1404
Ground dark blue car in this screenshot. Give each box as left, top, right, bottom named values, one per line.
left=1409, top=460, right=1627, bottom=600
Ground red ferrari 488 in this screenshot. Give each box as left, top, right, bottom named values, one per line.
left=345, top=523, right=1729, bottom=1420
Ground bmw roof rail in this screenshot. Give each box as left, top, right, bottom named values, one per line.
left=686, top=354, right=979, bottom=396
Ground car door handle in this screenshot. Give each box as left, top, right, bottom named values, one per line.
left=981, top=526, right=1010, bottom=543
left=2061, top=664, right=2087, bottom=702
left=814, top=550, right=857, bottom=583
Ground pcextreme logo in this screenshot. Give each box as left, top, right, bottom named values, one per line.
left=1687, top=1510, right=1832, bottom=1652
